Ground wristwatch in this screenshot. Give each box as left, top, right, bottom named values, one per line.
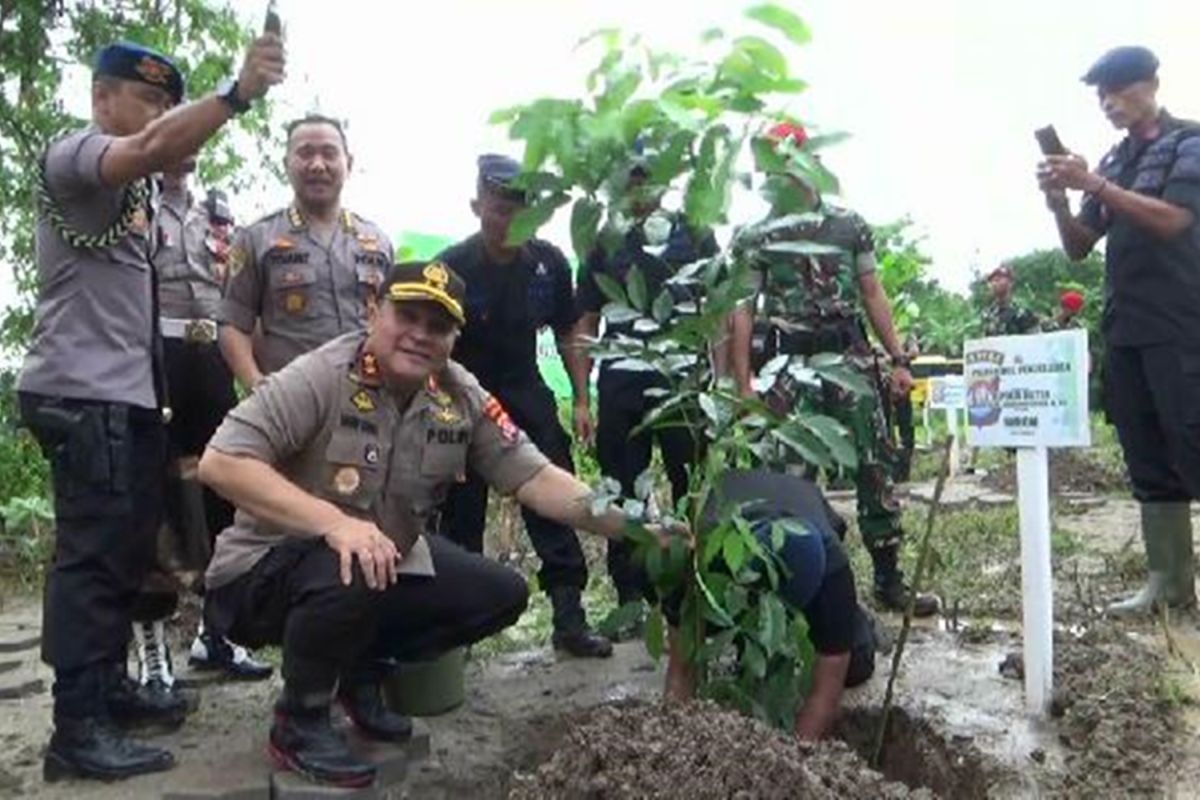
left=216, top=79, right=252, bottom=116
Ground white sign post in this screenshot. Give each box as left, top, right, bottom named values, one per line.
left=928, top=376, right=966, bottom=476
left=964, top=330, right=1090, bottom=716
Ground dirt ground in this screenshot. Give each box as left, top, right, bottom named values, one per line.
left=3, top=466, right=1200, bottom=798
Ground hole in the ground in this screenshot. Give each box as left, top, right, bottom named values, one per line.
left=835, top=706, right=994, bottom=799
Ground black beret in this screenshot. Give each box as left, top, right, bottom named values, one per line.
left=204, top=190, right=234, bottom=225
left=94, top=41, right=184, bottom=105
left=1082, top=46, right=1159, bottom=90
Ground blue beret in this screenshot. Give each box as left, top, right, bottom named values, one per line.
left=94, top=41, right=184, bottom=105
left=1082, top=46, right=1159, bottom=90
left=477, top=154, right=521, bottom=187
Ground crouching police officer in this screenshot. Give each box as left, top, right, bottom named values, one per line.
left=198, top=262, right=662, bottom=788
left=18, top=37, right=284, bottom=782
left=663, top=470, right=877, bottom=741
left=437, top=155, right=611, bottom=658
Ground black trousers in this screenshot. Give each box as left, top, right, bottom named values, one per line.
left=163, top=337, right=237, bottom=546
left=892, top=392, right=915, bottom=481
left=1105, top=343, right=1200, bottom=502
left=19, top=393, right=166, bottom=716
left=439, top=380, right=588, bottom=590
left=206, top=536, right=528, bottom=698
left=595, top=371, right=695, bottom=600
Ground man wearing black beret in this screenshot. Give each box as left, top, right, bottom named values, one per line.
left=17, top=36, right=285, bottom=781
left=1037, top=46, right=1200, bottom=618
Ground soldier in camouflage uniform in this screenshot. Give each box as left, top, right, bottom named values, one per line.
left=981, top=264, right=1040, bottom=336
left=728, top=122, right=938, bottom=617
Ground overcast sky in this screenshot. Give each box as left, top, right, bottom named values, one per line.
left=42, top=0, right=1200, bottom=300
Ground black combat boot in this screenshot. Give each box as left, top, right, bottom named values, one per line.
left=45, top=668, right=175, bottom=782
left=336, top=676, right=412, bottom=742
left=269, top=694, right=376, bottom=788
left=871, top=546, right=939, bottom=618
left=548, top=585, right=613, bottom=658
left=104, top=661, right=189, bottom=734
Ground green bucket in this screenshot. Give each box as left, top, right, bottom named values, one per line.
left=383, top=647, right=466, bottom=717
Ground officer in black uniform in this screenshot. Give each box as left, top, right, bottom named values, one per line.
left=1038, top=46, right=1200, bottom=615
left=17, top=37, right=284, bottom=782
left=573, top=160, right=717, bottom=624
left=436, top=155, right=611, bottom=658
left=663, top=470, right=877, bottom=741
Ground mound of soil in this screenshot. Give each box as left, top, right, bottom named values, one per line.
left=982, top=449, right=1128, bottom=496
left=1048, top=629, right=1182, bottom=797
left=508, top=701, right=932, bottom=799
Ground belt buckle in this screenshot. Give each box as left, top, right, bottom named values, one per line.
left=184, top=319, right=216, bottom=344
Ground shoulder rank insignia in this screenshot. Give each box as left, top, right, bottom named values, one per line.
left=482, top=394, right=519, bottom=443
left=357, top=351, right=381, bottom=385
left=351, top=389, right=376, bottom=413
left=357, top=234, right=379, bottom=252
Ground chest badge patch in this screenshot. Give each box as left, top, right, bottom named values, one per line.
left=351, top=389, right=376, bottom=413
left=433, top=407, right=461, bottom=425
left=364, top=443, right=381, bottom=465
left=283, top=291, right=308, bottom=315
left=333, top=466, right=361, bottom=495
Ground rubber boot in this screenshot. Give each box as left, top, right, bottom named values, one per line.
left=336, top=663, right=412, bottom=742
left=548, top=586, right=613, bottom=658
left=1108, top=502, right=1195, bottom=616
left=871, top=546, right=939, bottom=618
left=269, top=691, right=376, bottom=788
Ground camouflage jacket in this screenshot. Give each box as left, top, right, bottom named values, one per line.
left=981, top=302, right=1039, bottom=336
left=737, top=205, right=876, bottom=330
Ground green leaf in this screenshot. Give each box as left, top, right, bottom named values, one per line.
left=701, top=27, right=725, bottom=43
left=757, top=594, right=788, bottom=655
left=744, top=3, right=812, bottom=45
left=770, top=426, right=832, bottom=470
left=703, top=527, right=725, bottom=567
left=700, top=628, right=737, bottom=661
left=627, top=264, right=649, bottom=311
left=570, top=197, right=603, bottom=263
left=800, top=414, right=858, bottom=469
left=601, top=304, right=642, bottom=325
left=504, top=192, right=569, bottom=247
left=597, top=601, right=645, bottom=638
left=743, top=640, right=767, bottom=680
left=652, top=288, right=675, bottom=324
left=594, top=273, right=628, bottom=305
left=722, top=531, right=747, bottom=574
left=762, top=240, right=844, bottom=257
left=812, top=361, right=874, bottom=397
left=644, top=606, right=665, bottom=660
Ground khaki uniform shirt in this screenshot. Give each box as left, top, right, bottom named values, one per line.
left=19, top=126, right=158, bottom=408
left=204, top=331, right=549, bottom=589
left=155, top=185, right=225, bottom=320
left=218, top=206, right=393, bottom=375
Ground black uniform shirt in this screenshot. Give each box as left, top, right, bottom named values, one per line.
left=438, top=234, right=577, bottom=389
left=577, top=214, right=717, bottom=392
left=1080, top=111, right=1200, bottom=346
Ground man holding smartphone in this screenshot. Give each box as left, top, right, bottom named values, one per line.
left=1038, top=46, right=1200, bottom=616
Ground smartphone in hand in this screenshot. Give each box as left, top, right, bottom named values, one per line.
left=264, top=1, right=282, bottom=36
left=1035, top=125, right=1066, bottom=157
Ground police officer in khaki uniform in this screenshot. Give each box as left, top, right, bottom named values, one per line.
left=198, top=261, right=664, bottom=788
left=218, top=114, right=393, bottom=386
left=18, top=38, right=284, bottom=782
left=141, top=160, right=273, bottom=688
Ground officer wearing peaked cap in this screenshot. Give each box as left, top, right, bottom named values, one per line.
left=17, top=35, right=285, bottom=782
left=435, top=154, right=613, bottom=658
left=1038, top=46, right=1200, bottom=617
left=198, top=261, right=676, bottom=787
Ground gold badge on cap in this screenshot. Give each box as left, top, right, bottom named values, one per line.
left=351, top=389, right=376, bottom=413
left=333, top=466, right=361, bottom=495
left=423, top=262, right=450, bottom=291
left=134, top=56, right=171, bottom=85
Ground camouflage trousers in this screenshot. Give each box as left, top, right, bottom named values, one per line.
left=766, top=351, right=904, bottom=553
